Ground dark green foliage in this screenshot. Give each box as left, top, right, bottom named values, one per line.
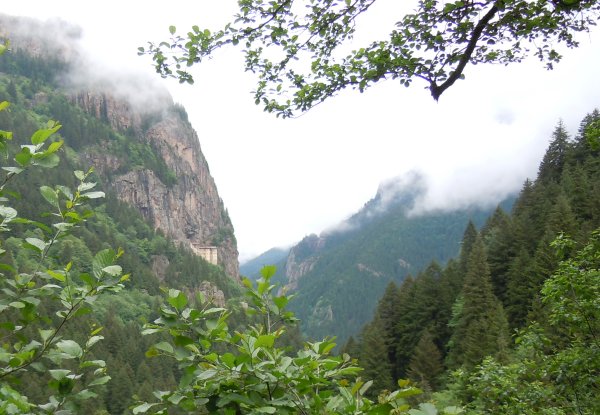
left=464, top=231, right=600, bottom=414
left=407, top=329, right=444, bottom=393
left=352, top=110, right=600, bottom=409
left=446, top=236, right=510, bottom=369
left=289, top=201, right=503, bottom=344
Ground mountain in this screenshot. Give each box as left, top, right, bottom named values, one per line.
left=0, top=14, right=239, bottom=279
left=240, top=247, right=289, bottom=278
left=352, top=110, right=600, bottom=409
left=275, top=171, right=514, bottom=343
left=0, top=15, right=244, bottom=413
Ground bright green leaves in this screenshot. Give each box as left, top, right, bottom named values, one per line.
left=137, top=266, right=452, bottom=414
left=144, top=0, right=600, bottom=115
left=0, top=94, right=125, bottom=413
left=167, top=289, right=188, bottom=311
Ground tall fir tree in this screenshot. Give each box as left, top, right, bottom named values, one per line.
left=446, top=235, right=510, bottom=369
left=407, top=329, right=444, bottom=393
left=538, top=121, right=571, bottom=184
left=358, top=313, right=395, bottom=395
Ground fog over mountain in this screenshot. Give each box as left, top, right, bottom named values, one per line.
left=3, top=3, right=600, bottom=262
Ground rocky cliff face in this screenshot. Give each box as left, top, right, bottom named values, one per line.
left=77, top=92, right=239, bottom=279
left=283, top=234, right=326, bottom=290
left=2, top=14, right=239, bottom=279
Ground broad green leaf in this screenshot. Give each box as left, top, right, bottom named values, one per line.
left=133, top=403, right=159, bottom=414
left=167, top=289, right=187, bottom=311
left=0, top=206, right=17, bottom=220
left=40, top=186, right=59, bottom=207
left=273, top=295, right=288, bottom=310
left=81, top=191, right=105, bottom=199
left=15, top=148, right=32, bottom=166
left=75, top=389, right=97, bottom=400
left=256, top=407, right=276, bottom=413
left=39, top=329, right=54, bottom=343
left=0, top=101, right=9, bottom=111
left=46, top=140, right=63, bottom=154
left=260, top=265, right=277, bottom=279
left=55, top=339, right=83, bottom=358
left=409, top=403, right=438, bottom=415
left=24, top=237, right=46, bottom=253
left=33, top=153, right=60, bottom=168
left=49, top=369, right=70, bottom=380
left=101, top=265, right=122, bottom=276
left=86, top=335, right=104, bottom=349
left=44, top=269, right=65, bottom=282
left=87, top=375, right=111, bottom=387
left=154, top=341, right=174, bottom=354
left=31, top=124, right=60, bottom=145
left=256, top=334, right=275, bottom=348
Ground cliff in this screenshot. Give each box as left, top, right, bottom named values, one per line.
left=77, top=91, right=240, bottom=279
left=1, top=14, right=240, bottom=279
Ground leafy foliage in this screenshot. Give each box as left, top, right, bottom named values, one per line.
left=141, top=0, right=600, bottom=116
left=135, top=266, right=461, bottom=414
left=0, top=93, right=125, bottom=413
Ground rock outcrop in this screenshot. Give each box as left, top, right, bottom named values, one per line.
left=283, top=234, right=325, bottom=290
left=2, top=14, right=240, bottom=279
left=77, top=92, right=239, bottom=279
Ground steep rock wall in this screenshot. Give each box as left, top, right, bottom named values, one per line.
left=77, top=92, right=239, bottom=279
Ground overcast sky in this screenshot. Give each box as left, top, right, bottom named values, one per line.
left=4, top=1, right=600, bottom=262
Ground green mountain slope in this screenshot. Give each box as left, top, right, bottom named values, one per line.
left=0, top=26, right=242, bottom=413
left=276, top=171, right=514, bottom=343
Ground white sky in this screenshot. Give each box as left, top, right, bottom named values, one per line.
left=3, top=1, right=600, bottom=262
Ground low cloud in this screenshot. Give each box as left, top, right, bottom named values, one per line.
left=1, top=14, right=172, bottom=114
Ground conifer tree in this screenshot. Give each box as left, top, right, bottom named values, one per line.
left=458, top=221, right=478, bottom=275
left=538, top=121, right=571, bottom=184
left=407, top=329, right=444, bottom=393
left=358, top=313, right=395, bottom=395
left=447, top=235, right=510, bottom=369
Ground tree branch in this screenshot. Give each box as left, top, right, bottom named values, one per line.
left=429, top=2, right=501, bottom=100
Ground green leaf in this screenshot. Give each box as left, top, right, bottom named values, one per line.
left=39, top=329, right=54, bottom=343
left=0, top=205, right=17, bottom=218
left=31, top=124, right=61, bottom=145
left=260, top=265, right=277, bottom=279
left=49, top=369, right=70, bottom=380
left=40, top=186, right=59, bottom=207
left=409, top=402, right=438, bottom=415
left=169, top=25, right=177, bottom=34
left=46, top=269, right=66, bottom=282
left=87, top=375, right=111, bottom=387
left=256, top=407, right=276, bottom=413
left=256, top=334, right=275, bottom=348
left=24, top=237, right=46, bottom=253
left=55, top=339, right=83, bottom=358
left=154, top=341, right=174, bottom=354
left=101, top=265, right=122, bottom=276
left=0, top=101, right=9, bottom=111
left=85, top=335, right=104, bottom=349
left=132, top=403, right=159, bottom=414
left=273, top=295, right=288, bottom=310
left=33, top=153, right=60, bottom=168
left=167, top=289, right=187, bottom=311
left=15, top=148, right=32, bottom=166
left=81, top=191, right=105, bottom=199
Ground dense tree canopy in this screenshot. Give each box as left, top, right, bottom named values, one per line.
left=142, top=0, right=600, bottom=117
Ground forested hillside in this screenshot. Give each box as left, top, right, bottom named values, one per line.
left=350, top=114, right=600, bottom=413
left=269, top=173, right=514, bottom=344
left=0, top=32, right=243, bottom=413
